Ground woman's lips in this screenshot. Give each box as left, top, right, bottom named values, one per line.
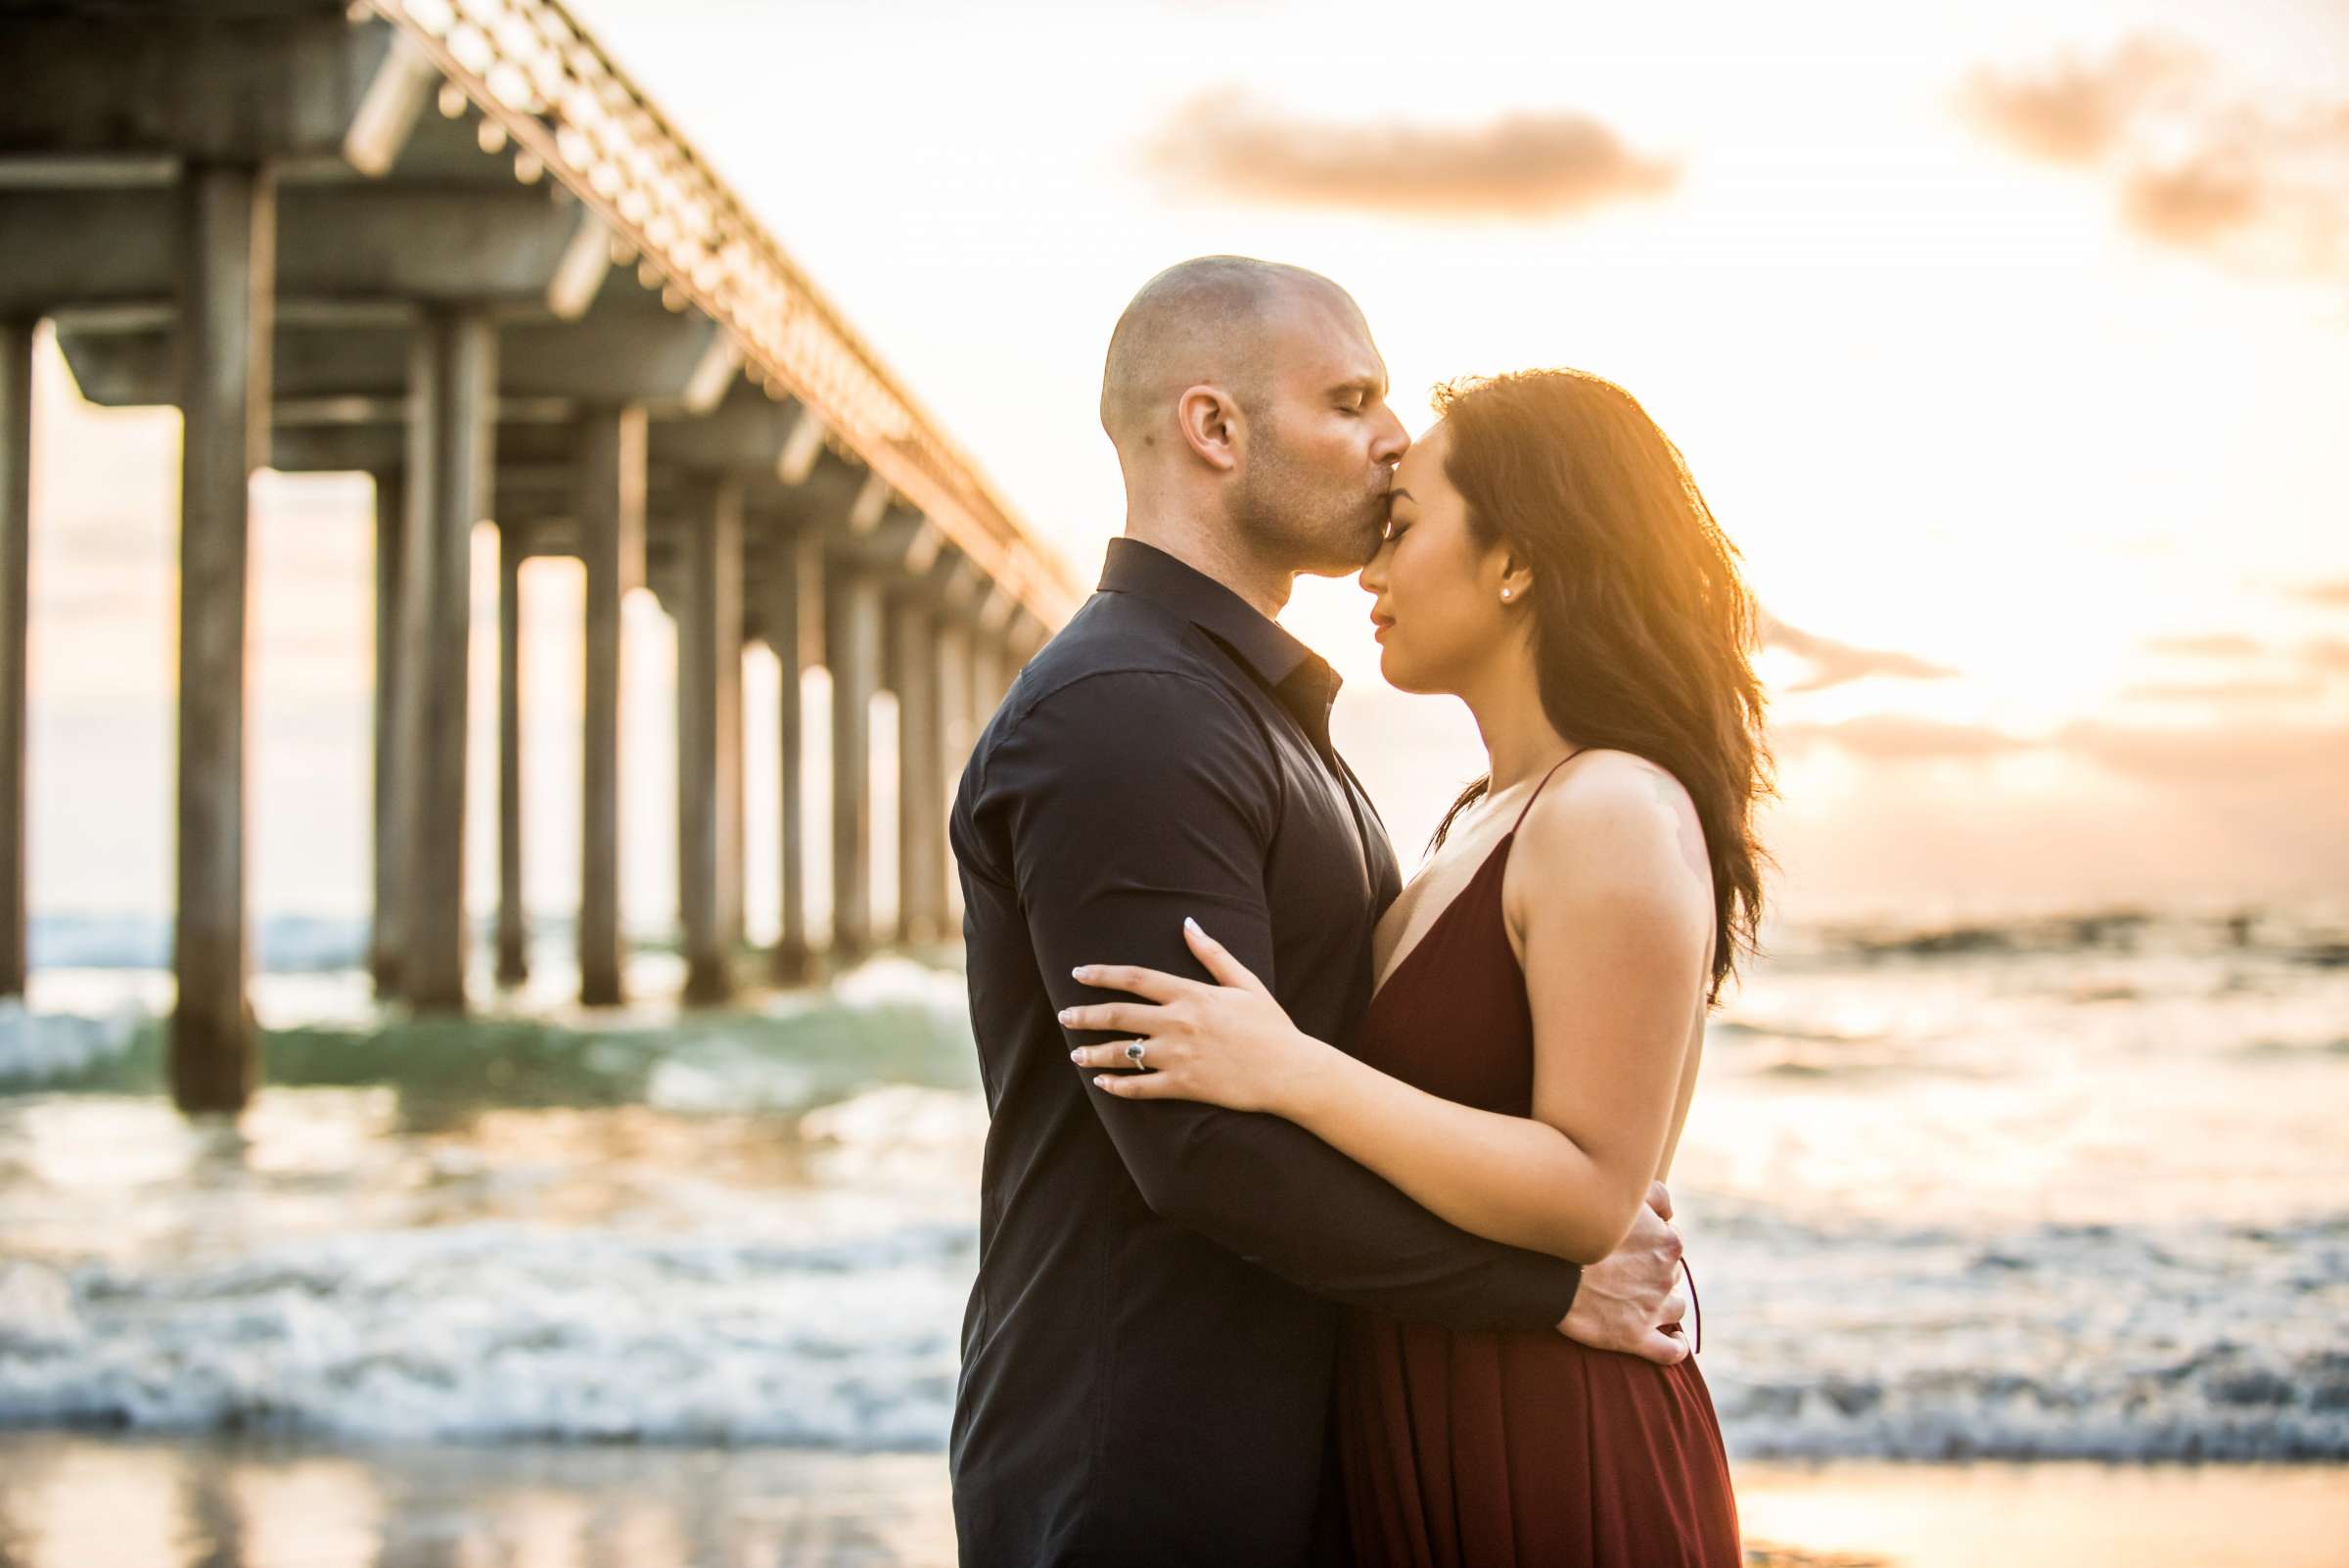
left=1370, top=610, right=1396, bottom=640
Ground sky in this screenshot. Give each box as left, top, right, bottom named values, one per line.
left=23, top=0, right=2349, bottom=937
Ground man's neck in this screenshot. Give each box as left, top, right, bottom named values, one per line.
left=1121, top=514, right=1293, bottom=621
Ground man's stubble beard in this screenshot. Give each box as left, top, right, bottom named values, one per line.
left=1232, top=418, right=1387, bottom=578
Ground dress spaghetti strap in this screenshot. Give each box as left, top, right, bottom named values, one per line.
left=1508, top=746, right=1587, bottom=833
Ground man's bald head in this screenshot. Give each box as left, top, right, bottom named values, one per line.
left=1098, top=255, right=1352, bottom=453
left=1096, top=255, right=1405, bottom=596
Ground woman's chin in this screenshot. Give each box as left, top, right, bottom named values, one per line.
left=1375, top=645, right=1433, bottom=695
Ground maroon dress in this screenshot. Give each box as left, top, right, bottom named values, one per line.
left=1334, top=753, right=1742, bottom=1567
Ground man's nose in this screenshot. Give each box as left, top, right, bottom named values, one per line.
left=1371, top=406, right=1408, bottom=465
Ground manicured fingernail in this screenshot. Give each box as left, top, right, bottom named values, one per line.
left=1183, top=917, right=1201, bottom=934
left=1057, top=1006, right=1074, bottom=1022
left=1092, top=1076, right=1111, bottom=1087
left=1068, top=1047, right=1082, bottom=1062
left=1070, top=965, right=1090, bottom=980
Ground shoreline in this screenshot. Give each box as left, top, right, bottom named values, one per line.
left=0, top=1433, right=2341, bottom=1567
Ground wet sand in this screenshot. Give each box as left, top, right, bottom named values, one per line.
left=0, top=1433, right=2341, bottom=1567
left=1730, top=1459, right=2349, bottom=1566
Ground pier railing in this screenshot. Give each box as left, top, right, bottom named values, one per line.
left=368, top=0, right=1080, bottom=623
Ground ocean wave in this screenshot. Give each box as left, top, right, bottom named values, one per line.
left=3, top=1208, right=2342, bottom=1461
left=29, top=914, right=371, bottom=974
left=2, top=914, right=2342, bottom=1466
left=0, top=1000, right=146, bottom=1084
left=0, top=982, right=980, bottom=1106
left=1786, top=905, right=2349, bottom=965
left=2235, top=1037, right=2349, bottom=1062
left=0, top=1222, right=973, bottom=1451
left=1692, top=1209, right=2349, bottom=1462
left=1710, top=1353, right=2349, bottom=1462
left=1708, top=1020, right=1892, bottom=1047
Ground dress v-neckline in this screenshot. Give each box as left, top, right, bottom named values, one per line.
left=1367, top=828, right=1521, bottom=1006
left=1365, top=747, right=1585, bottom=1008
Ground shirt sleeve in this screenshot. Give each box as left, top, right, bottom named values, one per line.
left=980, top=667, right=1582, bottom=1332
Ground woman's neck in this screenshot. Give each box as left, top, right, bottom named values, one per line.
left=1459, top=636, right=1574, bottom=797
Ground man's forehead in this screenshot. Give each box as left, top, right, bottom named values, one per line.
left=1258, top=284, right=1383, bottom=385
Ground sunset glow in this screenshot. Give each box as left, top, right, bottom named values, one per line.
left=24, top=0, right=2349, bottom=925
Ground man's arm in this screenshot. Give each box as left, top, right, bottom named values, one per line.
left=984, top=668, right=1582, bottom=1334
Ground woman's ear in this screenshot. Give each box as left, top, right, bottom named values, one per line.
left=1497, top=548, right=1535, bottom=607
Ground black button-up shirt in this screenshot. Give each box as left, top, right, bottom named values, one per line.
left=947, top=536, right=1584, bottom=1568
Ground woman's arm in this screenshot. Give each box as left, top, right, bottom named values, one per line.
left=1065, top=763, right=1714, bottom=1266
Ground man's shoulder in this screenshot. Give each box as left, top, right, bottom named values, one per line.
left=959, top=600, right=1278, bottom=816
left=1005, top=596, right=1255, bottom=731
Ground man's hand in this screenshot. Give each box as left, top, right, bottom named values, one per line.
left=1556, top=1180, right=1688, bottom=1364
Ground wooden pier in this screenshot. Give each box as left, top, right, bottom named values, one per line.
left=0, top=0, right=1072, bottom=1111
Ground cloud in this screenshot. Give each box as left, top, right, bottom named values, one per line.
left=2057, top=718, right=2349, bottom=786
left=2118, top=629, right=2349, bottom=705
left=2132, top=632, right=2349, bottom=685
left=2294, top=579, right=2349, bottom=607
left=2142, top=632, right=2263, bottom=659
left=1777, top=711, right=2349, bottom=786
left=2120, top=676, right=2321, bottom=704
left=1958, top=34, right=2196, bottom=163
left=1773, top=715, right=2027, bottom=763
left=1759, top=611, right=1959, bottom=694
left=1960, top=34, right=2349, bottom=281
left=2121, top=158, right=2266, bottom=248
left=1139, top=89, right=1680, bottom=218
left=2304, top=637, right=2349, bottom=671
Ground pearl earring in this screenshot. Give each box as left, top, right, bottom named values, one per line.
left=1500, top=587, right=1513, bottom=602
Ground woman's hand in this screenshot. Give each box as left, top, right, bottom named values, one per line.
left=1061, top=918, right=1334, bottom=1117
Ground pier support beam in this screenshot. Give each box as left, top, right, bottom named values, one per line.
left=676, top=478, right=743, bottom=1005
left=827, top=568, right=882, bottom=966
left=0, top=320, right=32, bottom=1000
left=933, top=617, right=973, bottom=930
left=889, top=599, right=944, bottom=945
left=367, top=468, right=404, bottom=996
left=494, top=518, right=527, bottom=988
left=767, top=530, right=821, bottom=986
left=724, top=632, right=745, bottom=963
left=576, top=402, right=644, bottom=1006
left=970, top=635, right=1007, bottom=738
left=399, top=307, right=494, bottom=1014
left=170, top=163, right=274, bottom=1113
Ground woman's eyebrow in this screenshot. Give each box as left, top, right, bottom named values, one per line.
left=1388, top=488, right=1415, bottom=504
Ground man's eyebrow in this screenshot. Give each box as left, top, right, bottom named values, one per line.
left=1334, top=376, right=1387, bottom=397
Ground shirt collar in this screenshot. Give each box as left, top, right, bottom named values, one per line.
left=1097, top=535, right=1344, bottom=737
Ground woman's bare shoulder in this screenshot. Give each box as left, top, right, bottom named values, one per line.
left=1511, top=749, right=1712, bottom=914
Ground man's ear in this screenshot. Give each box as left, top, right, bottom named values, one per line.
left=1176, top=384, right=1242, bottom=473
